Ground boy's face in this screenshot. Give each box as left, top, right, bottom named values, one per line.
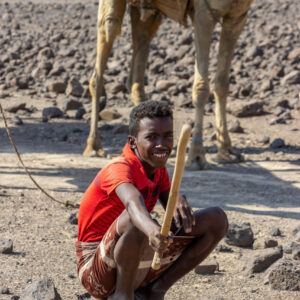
left=129, top=116, right=173, bottom=178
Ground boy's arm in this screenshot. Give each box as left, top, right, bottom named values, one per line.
left=159, top=190, right=195, bottom=234
left=115, top=182, right=170, bottom=252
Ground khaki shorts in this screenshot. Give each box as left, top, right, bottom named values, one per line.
left=75, top=219, right=194, bottom=299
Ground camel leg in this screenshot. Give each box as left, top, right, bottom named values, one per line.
left=83, top=0, right=126, bottom=156
left=214, top=13, right=248, bottom=163
left=186, top=3, right=216, bottom=170
left=127, top=8, right=162, bottom=105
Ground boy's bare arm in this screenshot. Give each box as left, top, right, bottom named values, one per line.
left=115, top=182, right=170, bottom=252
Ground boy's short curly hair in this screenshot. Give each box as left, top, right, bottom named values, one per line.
left=129, top=100, right=173, bottom=137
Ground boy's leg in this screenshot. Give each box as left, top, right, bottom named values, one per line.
left=108, top=210, right=149, bottom=300
left=137, top=207, right=228, bottom=300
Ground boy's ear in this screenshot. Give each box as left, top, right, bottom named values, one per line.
left=128, top=136, right=137, bottom=149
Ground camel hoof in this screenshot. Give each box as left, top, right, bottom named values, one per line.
left=185, top=156, right=207, bottom=171
left=83, top=146, right=105, bottom=157
left=130, top=83, right=146, bottom=106
left=215, top=150, right=243, bottom=164
left=132, top=97, right=146, bottom=106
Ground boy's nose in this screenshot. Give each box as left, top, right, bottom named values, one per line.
left=155, top=137, right=170, bottom=148
left=153, top=137, right=162, bottom=147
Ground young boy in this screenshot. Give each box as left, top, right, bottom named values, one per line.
left=76, top=100, right=228, bottom=300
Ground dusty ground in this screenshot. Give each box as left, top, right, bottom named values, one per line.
left=1, top=95, right=300, bottom=300
left=1, top=0, right=300, bottom=299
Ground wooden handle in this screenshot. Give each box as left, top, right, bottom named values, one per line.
left=151, top=124, right=191, bottom=270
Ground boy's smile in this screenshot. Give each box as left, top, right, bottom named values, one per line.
left=129, top=116, right=173, bottom=179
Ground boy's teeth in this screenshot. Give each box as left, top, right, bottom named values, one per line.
left=154, top=153, right=167, bottom=158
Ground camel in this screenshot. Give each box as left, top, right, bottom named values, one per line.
left=83, top=0, right=254, bottom=170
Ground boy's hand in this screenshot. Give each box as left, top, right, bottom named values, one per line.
left=148, top=226, right=173, bottom=254
left=174, top=195, right=195, bottom=233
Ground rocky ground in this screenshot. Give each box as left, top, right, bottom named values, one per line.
left=0, top=0, right=300, bottom=299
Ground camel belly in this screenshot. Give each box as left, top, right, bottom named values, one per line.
left=206, top=0, right=253, bottom=18
left=128, top=0, right=190, bottom=25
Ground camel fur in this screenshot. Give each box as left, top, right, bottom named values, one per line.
left=83, top=0, right=254, bottom=170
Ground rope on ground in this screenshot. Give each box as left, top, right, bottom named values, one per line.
left=0, top=103, right=79, bottom=208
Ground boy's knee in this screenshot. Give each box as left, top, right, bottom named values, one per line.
left=119, top=214, right=147, bottom=244
left=211, top=206, right=228, bottom=237
left=128, top=223, right=147, bottom=243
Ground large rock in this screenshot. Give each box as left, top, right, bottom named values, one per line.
left=62, top=98, right=83, bottom=112
left=215, top=244, right=233, bottom=253
left=109, top=82, right=127, bottom=95
left=42, top=107, right=63, bottom=119
left=31, top=66, right=48, bottom=79
left=253, top=238, right=278, bottom=250
left=68, top=212, right=78, bottom=225
left=5, top=103, right=26, bottom=113
left=48, top=65, right=65, bottom=77
left=270, top=227, right=282, bottom=237
left=75, top=107, right=86, bottom=120
left=37, top=47, right=55, bottom=60
left=288, top=48, right=300, bottom=61
left=281, top=70, right=300, bottom=85
left=48, top=81, right=66, bottom=94
left=99, top=109, right=121, bottom=121
left=66, top=77, right=84, bottom=97
left=270, top=138, right=285, bottom=149
left=20, top=278, right=62, bottom=300
left=194, top=261, right=218, bottom=275
left=228, top=101, right=264, bottom=118
left=10, top=76, right=30, bottom=89
left=156, top=80, right=175, bottom=91
left=38, top=61, right=53, bottom=73
left=243, top=247, right=283, bottom=274
left=292, top=244, right=300, bottom=260
left=260, top=79, right=273, bottom=92
left=283, top=242, right=299, bottom=254
left=225, top=222, right=254, bottom=247
left=245, top=45, right=264, bottom=59
left=0, top=239, right=13, bottom=254
left=267, top=259, right=300, bottom=291
left=228, top=119, right=244, bottom=133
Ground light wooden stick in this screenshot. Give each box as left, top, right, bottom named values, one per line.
left=151, top=124, right=192, bottom=270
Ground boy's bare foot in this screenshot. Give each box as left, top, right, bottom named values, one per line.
left=107, top=292, right=132, bottom=300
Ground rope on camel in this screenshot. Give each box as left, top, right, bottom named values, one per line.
left=0, top=103, right=79, bottom=208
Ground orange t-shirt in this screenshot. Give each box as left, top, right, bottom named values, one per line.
left=78, top=143, right=171, bottom=242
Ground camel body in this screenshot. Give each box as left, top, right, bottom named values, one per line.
left=84, top=0, right=254, bottom=170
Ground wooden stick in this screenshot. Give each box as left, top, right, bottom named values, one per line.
left=151, top=124, right=191, bottom=270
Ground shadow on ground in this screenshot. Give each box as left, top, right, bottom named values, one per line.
left=1, top=119, right=300, bottom=220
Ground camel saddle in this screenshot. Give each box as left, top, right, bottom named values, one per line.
left=128, top=0, right=189, bottom=25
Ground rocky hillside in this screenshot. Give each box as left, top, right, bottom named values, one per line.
left=0, top=0, right=299, bottom=111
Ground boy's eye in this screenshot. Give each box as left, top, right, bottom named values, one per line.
left=146, top=134, right=156, bottom=140
left=165, top=133, right=173, bottom=139
left=145, top=133, right=154, bottom=140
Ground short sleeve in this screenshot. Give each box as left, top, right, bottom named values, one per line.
left=96, top=158, right=135, bottom=196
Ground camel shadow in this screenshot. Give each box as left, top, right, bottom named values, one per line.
left=1, top=120, right=300, bottom=220
left=174, top=160, right=300, bottom=220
